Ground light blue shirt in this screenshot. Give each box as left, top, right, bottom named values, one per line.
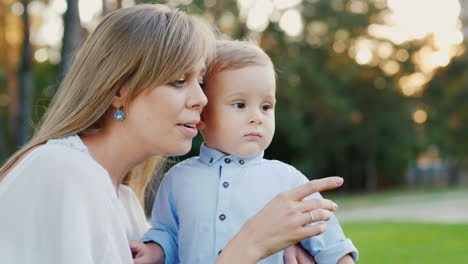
left=143, top=144, right=358, bottom=264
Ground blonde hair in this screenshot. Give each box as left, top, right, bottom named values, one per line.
left=0, top=4, right=215, bottom=206
left=206, top=40, right=274, bottom=82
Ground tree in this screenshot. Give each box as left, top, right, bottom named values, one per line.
left=156, top=0, right=420, bottom=191
left=0, top=0, right=19, bottom=157
left=58, top=0, right=82, bottom=83
left=423, top=47, right=468, bottom=185
left=17, top=0, right=35, bottom=146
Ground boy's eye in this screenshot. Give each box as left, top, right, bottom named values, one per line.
left=233, top=102, right=246, bottom=109
left=169, top=78, right=186, bottom=88
left=262, top=104, right=272, bottom=111
left=197, top=76, right=206, bottom=88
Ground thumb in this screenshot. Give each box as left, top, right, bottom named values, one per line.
left=129, top=240, right=144, bottom=257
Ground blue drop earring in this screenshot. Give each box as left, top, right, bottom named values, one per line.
left=114, top=107, right=125, bottom=120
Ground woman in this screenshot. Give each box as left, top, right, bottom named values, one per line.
left=0, top=4, right=342, bottom=264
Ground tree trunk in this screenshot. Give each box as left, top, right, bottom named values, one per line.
left=366, top=143, right=378, bottom=192
left=447, top=158, right=460, bottom=186
left=59, top=0, right=82, bottom=83
left=102, top=0, right=110, bottom=16
left=17, top=0, right=35, bottom=146
left=0, top=2, right=17, bottom=156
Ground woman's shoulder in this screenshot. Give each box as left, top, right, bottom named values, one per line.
left=26, top=142, right=99, bottom=173
left=5, top=136, right=106, bottom=187
left=0, top=136, right=112, bottom=204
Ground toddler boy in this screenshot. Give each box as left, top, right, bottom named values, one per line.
left=142, top=40, right=358, bottom=264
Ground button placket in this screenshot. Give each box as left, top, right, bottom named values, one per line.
left=215, top=161, right=234, bottom=253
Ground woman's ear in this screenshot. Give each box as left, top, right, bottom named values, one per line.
left=111, top=83, right=130, bottom=108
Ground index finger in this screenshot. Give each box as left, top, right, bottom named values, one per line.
left=288, top=177, right=343, bottom=201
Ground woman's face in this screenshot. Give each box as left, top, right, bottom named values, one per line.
left=124, top=65, right=207, bottom=156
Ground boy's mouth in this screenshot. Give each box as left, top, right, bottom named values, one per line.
left=244, top=132, right=262, bottom=137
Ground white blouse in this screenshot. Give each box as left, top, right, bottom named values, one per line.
left=119, top=184, right=151, bottom=241
left=0, top=135, right=149, bottom=264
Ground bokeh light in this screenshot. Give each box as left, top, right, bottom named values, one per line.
left=413, top=109, right=428, bottom=124
left=279, top=8, right=303, bottom=37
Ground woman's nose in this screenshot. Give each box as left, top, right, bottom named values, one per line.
left=188, top=83, right=208, bottom=110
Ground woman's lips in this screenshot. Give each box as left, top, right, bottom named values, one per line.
left=178, top=124, right=198, bottom=137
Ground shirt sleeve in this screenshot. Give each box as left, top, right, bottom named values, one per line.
left=300, top=213, right=359, bottom=264
left=287, top=166, right=359, bottom=264
left=141, top=169, right=179, bottom=264
left=0, top=146, right=132, bottom=264
left=119, top=185, right=151, bottom=241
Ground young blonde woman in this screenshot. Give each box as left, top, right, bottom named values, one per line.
left=0, top=4, right=343, bottom=264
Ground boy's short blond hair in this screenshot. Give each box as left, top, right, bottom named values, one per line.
left=206, top=40, right=274, bottom=82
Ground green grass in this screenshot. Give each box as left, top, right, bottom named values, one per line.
left=341, top=221, right=468, bottom=264
left=327, top=186, right=468, bottom=209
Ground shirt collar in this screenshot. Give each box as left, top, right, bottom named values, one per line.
left=198, top=143, right=264, bottom=167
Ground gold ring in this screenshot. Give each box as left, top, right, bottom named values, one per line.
left=309, top=211, right=315, bottom=222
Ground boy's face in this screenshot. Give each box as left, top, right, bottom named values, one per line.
left=199, top=65, right=276, bottom=159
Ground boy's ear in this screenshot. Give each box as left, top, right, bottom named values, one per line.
left=111, top=83, right=130, bottom=108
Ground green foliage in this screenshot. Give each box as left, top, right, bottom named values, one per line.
left=342, top=221, right=468, bottom=263
left=163, top=0, right=421, bottom=190
left=424, top=52, right=468, bottom=165
left=259, top=0, right=416, bottom=189
left=32, top=61, right=59, bottom=126
left=16, top=0, right=467, bottom=190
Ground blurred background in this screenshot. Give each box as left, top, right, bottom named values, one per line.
left=0, top=0, right=467, bottom=262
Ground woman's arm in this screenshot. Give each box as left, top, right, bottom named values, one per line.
left=215, top=177, right=343, bottom=263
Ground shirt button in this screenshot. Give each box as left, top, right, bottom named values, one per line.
left=239, top=160, right=245, bottom=165
left=224, top=158, right=231, bottom=164
left=209, top=157, right=214, bottom=163
left=223, top=182, right=229, bottom=188
left=219, top=214, right=226, bottom=221
left=218, top=250, right=222, bottom=255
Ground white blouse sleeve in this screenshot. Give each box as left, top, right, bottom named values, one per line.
left=0, top=145, right=132, bottom=264
left=119, top=184, right=151, bottom=241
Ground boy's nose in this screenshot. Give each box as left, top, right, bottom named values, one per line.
left=249, top=111, right=263, bottom=125
left=250, top=119, right=263, bottom=125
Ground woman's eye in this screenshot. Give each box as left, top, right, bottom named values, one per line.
left=233, top=102, right=246, bottom=109
left=262, top=104, right=272, bottom=111
left=169, top=78, right=186, bottom=88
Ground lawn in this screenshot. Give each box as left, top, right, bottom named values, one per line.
left=341, top=221, right=468, bottom=263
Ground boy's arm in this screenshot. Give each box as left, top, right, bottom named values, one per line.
left=288, top=166, right=358, bottom=264
left=284, top=244, right=316, bottom=264
left=337, top=254, right=354, bottom=264
left=130, top=240, right=165, bottom=264
left=141, top=173, right=179, bottom=264
left=300, top=213, right=358, bottom=264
